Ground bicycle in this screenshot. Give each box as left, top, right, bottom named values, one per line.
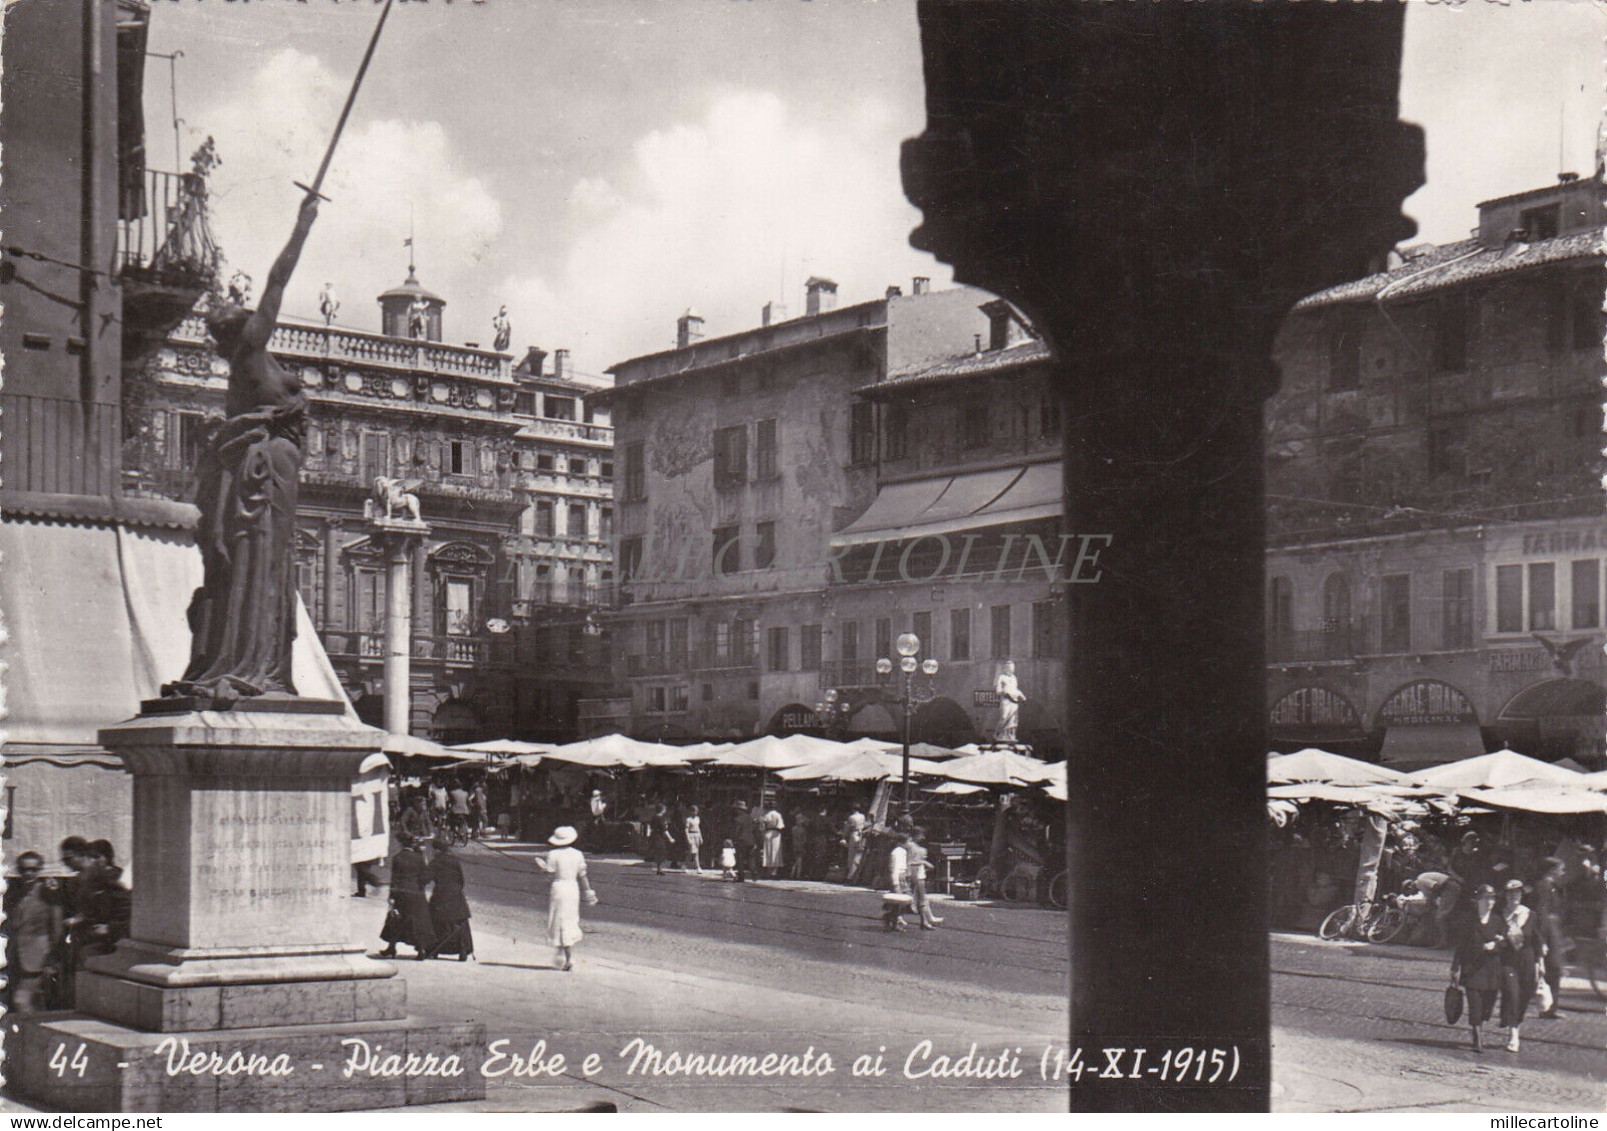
left=1045, top=869, right=1067, bottom=910
left=973, top=860, right=1042, bottom=903
left=1317, top=896, right=1406, bottom=943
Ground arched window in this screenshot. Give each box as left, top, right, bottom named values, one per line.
left=1267, top=576, right=1294, bottom=638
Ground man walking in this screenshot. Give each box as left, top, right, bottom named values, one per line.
left=1532, top=856, right=1569, bottom=1018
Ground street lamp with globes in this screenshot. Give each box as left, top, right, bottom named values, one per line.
left=881, top=632, right=939, bottom=814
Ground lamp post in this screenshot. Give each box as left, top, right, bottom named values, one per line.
left=812, top=687, right=850, bottom=738
left=878, top=632, right=940, bottom=815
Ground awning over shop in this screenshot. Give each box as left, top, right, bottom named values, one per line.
left=1378, top=724, right=1486, bottom=767
left=0, top=515, right=354, bottom=748
left=831, top=462, right=1061, bottom=548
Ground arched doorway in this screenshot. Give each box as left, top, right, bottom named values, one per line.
left=432, top=698, right=482, bottom=746
left=1497, top=678, right=1607, bottom=766
left=911, top=697, right=976, bottom=747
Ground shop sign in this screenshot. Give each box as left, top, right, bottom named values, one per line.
left=1519, top=528, right=1607, bottom=556
left=974, top=690, right=1000, bottom=707
left=1269, top=686, right=1360, bottom=731
left=1376, top=680, right=1477, bottom=727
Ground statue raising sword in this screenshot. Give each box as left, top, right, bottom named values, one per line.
left=163, top=0, right=395, bottom=707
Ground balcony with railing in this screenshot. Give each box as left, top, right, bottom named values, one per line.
left=690, top=642, right=759, bottom=672
left=172, top=315, right=514, bottom=384
left=118, top=167, right=220, bottom=348
left=319, top=629, right=517, bottom=669
left=1268, top=610, right=1479, bottom=663
left=819, top=661, right=895, bottom=690
left=625, top=651, right=692, bottom=678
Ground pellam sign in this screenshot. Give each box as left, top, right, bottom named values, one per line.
left=1376, top=680, right=1477, bottom=727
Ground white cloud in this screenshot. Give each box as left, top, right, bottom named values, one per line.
left=198, top=48, right=502, bottom=339
left=501, top=89, right=951, bottom=379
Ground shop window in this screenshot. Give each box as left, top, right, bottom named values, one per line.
left=884, top=403, right=909, bottom=461
left=1380, top=574, right=1410, bottom=653
left=713, top=524, right=741, bottom=576
left=1496, top=564, right=1523, bottom=633
left=991, top=604, right=1013, bottom=659
left=1572, top=559, right=1600, bottom=629
left=950, top=608, right=971, bottom=661
left=849, top=401, right=875, bottom=466
left=755, top=419, right=779, bottom=480
left=1529, top=562, right=1556, bottom=631
left=622, top=443, right=645, bottom=502
left=714, top=425, right=748, bottom=489
left=801, top=624, right=823, bottom=671
left=1442, top=569, right=1473, bottom=649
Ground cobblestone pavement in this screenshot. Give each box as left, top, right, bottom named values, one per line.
left=1272, top=933, right=1606, bottom=1112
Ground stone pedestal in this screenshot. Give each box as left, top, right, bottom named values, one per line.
left=7, top=704, right=484, bottom=1111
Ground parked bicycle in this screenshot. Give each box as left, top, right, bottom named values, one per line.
left=1317, top=894, right=1409, bottom=944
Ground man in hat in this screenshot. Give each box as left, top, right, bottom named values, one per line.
left=1531, top=856, right=1568, bottom=1018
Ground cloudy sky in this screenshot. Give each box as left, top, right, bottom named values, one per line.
left=145, top=0, right=1606, bottom=384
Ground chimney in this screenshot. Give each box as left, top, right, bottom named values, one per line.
left=677, top=309, right=705, bottom=349
left=761, top=301, right=775, bottom=328
left=554, top=349, right=569, bottom=380
left=885, top=285, right=902, bottom=299
left=911, top=276, right=930, bottom=295
left=804, top=276, right=838, bottom=317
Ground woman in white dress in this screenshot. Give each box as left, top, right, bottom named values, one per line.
left=533, top=826, right=597, bottom=971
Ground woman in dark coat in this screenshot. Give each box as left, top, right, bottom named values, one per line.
left=1450, top=883, right=1505, bottom=1052
left=425, top=837, right=474, bottom=961
left=1497, top=878, right=1540, bottom=1052
left=649, top=803, right=677, bottom=876
left=379, top=837, right=433, bottom=960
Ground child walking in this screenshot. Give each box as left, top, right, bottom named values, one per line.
left=719, top=838, right=738, bottom=881
left=683, top=805, right=705, bottom=874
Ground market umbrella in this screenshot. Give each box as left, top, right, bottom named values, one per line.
left=927, top=780, right=988, bottom=795
left=939, top=749, right=1060, bottom=786
left=1456, top=782, right=1607, bottom=815
left=448, top=738, right=553, bottom=757
left=711, top=733, right=848, bottom=771
left=382, top=733, right=462, bottom=760
left=1267, top=748, right=1406, bottom=787
left=906, top=741, right=965, bottom=761
left=1042, top=777, right=1067, bottom=802
left=776, top=749, right=945, bottom=782
left=1582, top=770, right=1607, bottom=791
left=672, top=742, right=734, bottom=762
left=1410, top=749, right=1586, bottom=791
left=544, top=733, right=671, bottom=769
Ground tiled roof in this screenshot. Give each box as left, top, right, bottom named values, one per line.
left=863, top=339, right=1051, bottom=395
left=1293, top=230, right=1604, bottom=311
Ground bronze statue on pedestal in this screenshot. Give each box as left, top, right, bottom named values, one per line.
left=162, top=195, right=319, bottom=706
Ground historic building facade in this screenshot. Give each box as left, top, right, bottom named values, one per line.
left=1264, top=174, right=1606, bottom=767
left=124, top=279, right=615, bottom=742
left=592, top=280, right=1072, bottom=753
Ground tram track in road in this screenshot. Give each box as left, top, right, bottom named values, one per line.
left=454, top=839, right=1068, bottom=986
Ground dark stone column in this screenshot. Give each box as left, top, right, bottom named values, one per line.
left=903, top=2, right=1422, bottom=1111
left=322, top=517, right=343, bottom=633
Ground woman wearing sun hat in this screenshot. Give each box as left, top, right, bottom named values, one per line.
left=533, top=826, right=598, bottom=971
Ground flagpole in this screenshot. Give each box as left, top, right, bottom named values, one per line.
left=294, top=0, right=396, bottom=201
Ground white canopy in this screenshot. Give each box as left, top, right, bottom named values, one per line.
left=383, top=733, right=462, bottom=760
left=1267, top=748, right=1406, bottom=787
left=777, top=749, right=946, bottom=782
left=544, top=733, right=681, bottom=769
left=939, top=749, right=1061, bottom=787
left=1409, top=749, right=1586, bottom=791
left=712, top=733, right=850, bottom=771
left=449, top=738, right=553, bottom=758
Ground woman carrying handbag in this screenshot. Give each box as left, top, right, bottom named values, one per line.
left=1449, top=884, right=1504, bottom=1053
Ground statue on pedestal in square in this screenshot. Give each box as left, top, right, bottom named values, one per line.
left=161, top=194, right=320, bottom=706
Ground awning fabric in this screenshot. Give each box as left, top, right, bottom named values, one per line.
left=832, top=462, right=1062, bottom=547
left=0, top=515, right=353, bottom=748
left=1379, top=724, right=1486, bottom=767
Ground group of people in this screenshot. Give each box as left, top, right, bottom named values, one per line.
left=635, top=797, right=881, bottom=884
left=1449, top=867, right=1566, bottom=1054
left=4, top=837, right=131, bottom=1014
left=882, top=826, right=944, bottom=932
left=377, top=834, right=474, bottom=962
